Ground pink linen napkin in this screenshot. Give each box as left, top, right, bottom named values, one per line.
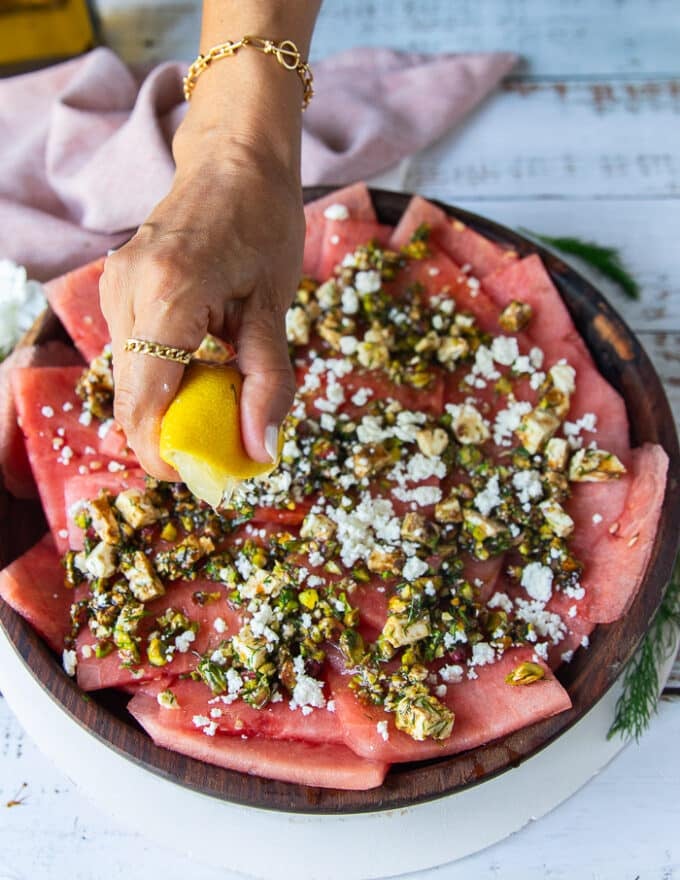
left=0, top=46, right=517, bottom=280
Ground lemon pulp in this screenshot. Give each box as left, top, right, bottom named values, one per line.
left=159, top=363, right=276, bottom=507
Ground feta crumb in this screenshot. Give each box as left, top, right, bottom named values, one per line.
left=521, top=562, right=554, bottom=602
left=439, top=664, right=464, bottom=684
left=592, top=513, right=603, bottom=524
left=62, top=649, right=77, bottom=676
left=213, top=617, right=227, bottom=634
left=323, top=203, right=350, bottom=221
left=354, top=270, right=382, bottom=294
left=376, top=720, right=390, bottom=741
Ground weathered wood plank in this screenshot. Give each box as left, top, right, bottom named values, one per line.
left=404, top=78, right=680, bottom=201
left=95, top=0, right=680, bottom=78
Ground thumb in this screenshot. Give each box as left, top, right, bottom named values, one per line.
left=236, top=291, right=296, bottom=463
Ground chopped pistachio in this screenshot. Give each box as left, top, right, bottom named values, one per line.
left=463, top=509, right=506, bottom=540
left=568, top=448, right=626, bottom=482
left=505, top=661, right=546, bottom=686
left=434, top=492, right=463, bottom=524
left=157, top=689, right=180, bottom=709
left=499, top=300, right=533, bottom=332
left=351, top=444, right=394, bottom=479
left=382, top=613, right=431, bottom=649
left=437, top=334, right=469, bottom=365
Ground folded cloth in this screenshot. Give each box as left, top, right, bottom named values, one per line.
left=0, top=46, right=517, bottom=280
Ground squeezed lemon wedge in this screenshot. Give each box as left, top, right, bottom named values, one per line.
left=159, top=362, right=276, bottom=508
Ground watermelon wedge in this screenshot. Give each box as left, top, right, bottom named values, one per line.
left=128, top=690, right=388, bottom=790
left=0, top=534, right=71, bottom=653
left=0, top=341, right=84, bottom=498
left=43, top=257, right=109, bottom=362
left=318, top=219, right=392, bottom=281
left=303, top=182, right=376, bottom=278
left=390, top=195, right=517, bottom=279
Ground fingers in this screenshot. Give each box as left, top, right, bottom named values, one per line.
left=100, top=245, right=217, bottom=479
left=237, top=288, right=296, bottom=463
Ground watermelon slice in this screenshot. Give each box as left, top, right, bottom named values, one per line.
left=577, top=443, right=669, bottom=624
left=390, top=195, right=517, bottom=279
left=43, top=257, right=109, bottom=362
left=12, top=366, right=124, bottom=552
left=328, top=647, right=571, bottom=763
left=303, top=183, right=376, bottom=278
left=135, top=677, right=345, bottom=745
left=128, top=690, right=388, bottom=790
left=0, top=341, right=84, bottom=498
left=0, top=534, right=71, bottom=653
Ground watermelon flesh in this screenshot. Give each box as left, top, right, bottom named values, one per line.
left=0, top=534, right=71, bottom=653
left=128, top=690, right=389, bottom=790
left=390, top=195, right=517, bottom=279
left=0, top=341, right=84, bottom=498
left=317, top=218, right=392, bottom=281
left=303, top=182, right=376, bottom=278
left=43, top=257, right=109, bottom=362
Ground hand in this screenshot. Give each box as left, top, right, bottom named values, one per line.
left=99, top=141, right=304, bottom=479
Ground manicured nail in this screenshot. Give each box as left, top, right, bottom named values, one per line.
left=264, top=424, right=280, bottom=462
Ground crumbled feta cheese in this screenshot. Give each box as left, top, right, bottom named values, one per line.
left=213, top=617, right=226, bottom=634
left=512, top=469, right=544, bottom=505
left=490, top=336, right=520, bottom=366
left=439, top=664, right=464, bottom=684
left=376, top=720, right=390, bottom=741
left=592, top=513, right=603, bottom=524
left=402, top=556, right=428, bottom=581
left=474, top=474, right=502, bottom=517
left=62, top=649, right=77, bottom=677
left=323, top=203, right=350, bottom=221
left=341, top=286, right=359, bottom=315
left=521, top=562, right=554, bottom=602
left=470, top=642, right=495, bottom=667
left=354, top=270, right=382, bottom=294
left=487, top=592, right=513, bottom=614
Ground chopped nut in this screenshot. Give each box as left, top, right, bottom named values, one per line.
left=540, top=387, right=571, bottom=419
left=499, top=300, right=533, bottom=332
left=285, top=306, right=311, bottom=346
left=115, top=488, right=165, bottom=528
left=382, top=614, right=431, bottom=649
left=316, top=279, right=340, bottom=309
left=416, top=427, right=449, bottom=458
left=539, top=499, right=575, bottom=538
left=400, top=512, right=434, bottom=544
left=434, top=492, right=462, bottom=523
left=367, top=547, right=405, bottom=575
left=120, top=550, right=165, bottom=602
left=568, top=448, right=626, bottom=482
left=463, top=509, right=506, bottom=540
left=356, top=340, right=390, bottom=369
left=516, top=408, right=561, bottom=454
left=545, top=437, right=569, bottom=471
left=241, top=567, right=285, bottom=600
left=437, top=334, right=469, bottom=365
left=300, top=513, right=337, bottom=542
left=351, top=444, right=394, bottom=479
left=450, top=403, right=490, bottom=446
left=414, top=330, right=440, bottom=353
left=505, top=661, right=546, bottom=686
left=87, top=493, right=121, bottom=545
left=317, top=310, right=344, bottom=350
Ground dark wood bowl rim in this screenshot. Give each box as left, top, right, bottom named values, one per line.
left=0, top=186, right=678, bottom=815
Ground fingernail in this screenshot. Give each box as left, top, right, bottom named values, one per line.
left=264, top=424, right=280, bottom=462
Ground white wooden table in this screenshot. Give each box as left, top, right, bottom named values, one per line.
left=1, top=2, right=679, bottom=877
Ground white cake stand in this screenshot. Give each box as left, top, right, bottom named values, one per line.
left=2, top=621, right=673, bottom=880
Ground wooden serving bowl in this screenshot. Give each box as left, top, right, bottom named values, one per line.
left=1, top=188, right=678, bottom=814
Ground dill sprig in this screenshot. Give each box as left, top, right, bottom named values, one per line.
left=608, top=561, right=680, bottom=742
left=520, top=231, right=640, bottom=300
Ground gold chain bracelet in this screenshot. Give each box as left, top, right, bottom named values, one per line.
left=183, top=36, right=314, bottom=109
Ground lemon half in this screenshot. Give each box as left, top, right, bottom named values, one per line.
left=159, top=363, right=276, bottom=508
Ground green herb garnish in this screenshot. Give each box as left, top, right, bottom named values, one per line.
left=521, top=231, right=640, bottom=300
left=608, top=561, right=680, bottom=741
